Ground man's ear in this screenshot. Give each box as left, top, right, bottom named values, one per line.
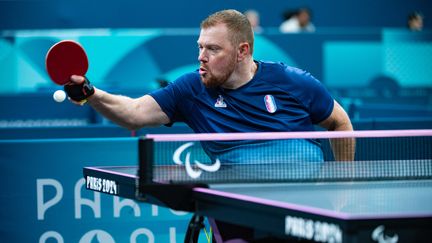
left=237, top=42, right=250, bottom=61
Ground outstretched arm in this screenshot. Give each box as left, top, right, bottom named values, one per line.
left=319, top=100, right=355, bottom=161
left=70, top=75, right=170, bottom=130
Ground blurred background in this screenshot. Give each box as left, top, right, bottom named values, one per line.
left=1, top=0, right=431, bottom=126
left=0, top=0, right=431, bottom=242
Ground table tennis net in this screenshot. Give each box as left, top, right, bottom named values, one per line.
left=140, top=130, right=432, bottom=183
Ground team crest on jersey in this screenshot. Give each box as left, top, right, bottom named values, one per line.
left=215, top=95, right=227, bottom=108
left=264, top=95, right=277, bottom=113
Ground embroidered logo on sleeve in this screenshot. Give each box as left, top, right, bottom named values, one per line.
left=215, top=95, right=227, bottom=108
left=264, top=95, right=277, bottom=113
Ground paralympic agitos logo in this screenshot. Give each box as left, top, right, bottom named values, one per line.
left=371, top=225, right=399, bottom=243
left=172, top=142, right=221, bottom=179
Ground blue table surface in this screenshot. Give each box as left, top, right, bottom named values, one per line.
left=207, top=180, right=432, bottom=219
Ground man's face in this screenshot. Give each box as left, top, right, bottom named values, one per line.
left=410, top=16, right=423, bottom=31
left=298, top=11, right=310, bottom=27
left=197, top=23, right=238, bottom=88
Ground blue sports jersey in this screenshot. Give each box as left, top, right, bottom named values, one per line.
left=150, top=61, right=334, bottom=163
left=150, top=61, right=333, bottom=132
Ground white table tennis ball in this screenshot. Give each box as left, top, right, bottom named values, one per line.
left=53, top=90, right=66, bottom=102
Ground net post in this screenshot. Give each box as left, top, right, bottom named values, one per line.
left=136, top=136, right=207, bottom=212
left=137, top=137, right=154, bottom=198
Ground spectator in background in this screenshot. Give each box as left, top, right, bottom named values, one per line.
left=407, top=12, right=424, bottom=31
left=280, top=7, right=315, bottom=33
left=244, top=9, right=263, bottom=34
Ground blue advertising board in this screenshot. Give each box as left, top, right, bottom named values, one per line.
left=0, top=138, right=204, bottom=242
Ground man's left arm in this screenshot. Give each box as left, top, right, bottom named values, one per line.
left=319, top=100, right=355, bottom=161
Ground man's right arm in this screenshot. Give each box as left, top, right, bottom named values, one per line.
left=69, top=75, right=170, bottom=130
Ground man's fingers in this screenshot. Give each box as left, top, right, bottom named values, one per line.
left=69, top=75, right=86, bottom=85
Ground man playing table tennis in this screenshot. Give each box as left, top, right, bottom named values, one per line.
left=66, top=9, right=355, bottom=162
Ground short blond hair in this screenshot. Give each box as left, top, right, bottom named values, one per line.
left=201, top=9, right=254, bottom=54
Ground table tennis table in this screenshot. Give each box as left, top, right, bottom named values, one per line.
left=84, top=164, right=432, bottom=243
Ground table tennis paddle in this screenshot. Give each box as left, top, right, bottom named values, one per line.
left=45, top=40, right=89, bottom=85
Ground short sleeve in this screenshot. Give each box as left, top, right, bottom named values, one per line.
left=148, top=72, right=199, bottom=123
left=149, top=82, right=179, bottom=121
left=285, top=68, right=334, bottom=124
